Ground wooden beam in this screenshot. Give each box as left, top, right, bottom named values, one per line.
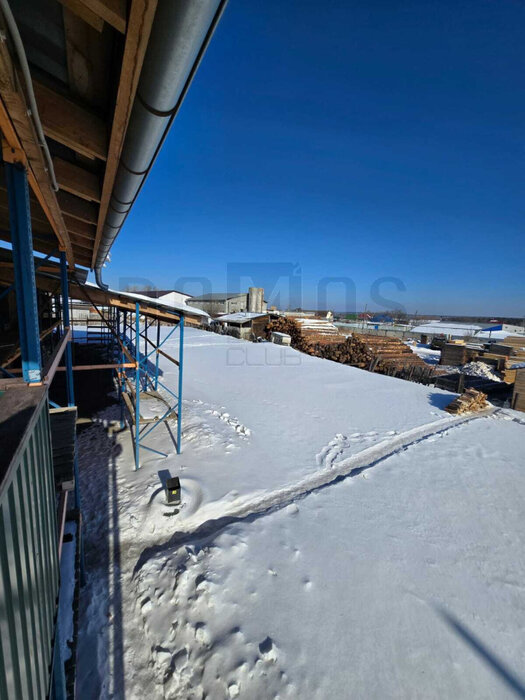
left=62, top=6, right=112, bottom=111
left=53, top=157, right=101, bottom=202
left=57, top=0, right=104, bottom=31
left=63, top=215, right=97, bottom=240
left=43, top=327, right=72, bottom=384
left=57, top=191, right=98, bottom=225
left=92, top=0, right=157, bottom=267
left=77, top=0, right=127, bottom=33
left=33, top=81, right=108, bottom=161
left=0, top=22, right=75, bottom=265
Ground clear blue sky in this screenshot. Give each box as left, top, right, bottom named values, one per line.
left=105, top=0, right=525, bottom=317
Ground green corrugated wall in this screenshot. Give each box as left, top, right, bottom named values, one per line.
left=0, top=398, right=60, bottom=699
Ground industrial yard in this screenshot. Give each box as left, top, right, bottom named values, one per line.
left=75, top=327, right=525, bottom=699
left=0, top=1, right=523, bottom=699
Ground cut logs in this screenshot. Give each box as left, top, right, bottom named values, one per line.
left=265, top=318, right=430, bottom=375
left=444, top=388, right=488, bottom=415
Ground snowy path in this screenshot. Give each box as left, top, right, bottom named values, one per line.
left=76, top=329, right=525, bottom=700
left=133, top=408, right=495, bottom=572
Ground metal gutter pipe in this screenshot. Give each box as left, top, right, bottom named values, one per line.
left=94, top=0, right=227, bottom=288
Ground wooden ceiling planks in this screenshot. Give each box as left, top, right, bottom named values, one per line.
left=91, top=0, right=158, bottom=268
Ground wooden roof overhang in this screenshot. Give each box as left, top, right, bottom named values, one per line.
left=0, top=0, right=157, bottom=271
left=0, top=250, right=204, bottom=326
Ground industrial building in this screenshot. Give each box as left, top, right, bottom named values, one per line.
left=212, top=311, right=269, bottom=340
left=0, top=1, right=226, bottom=697
left=188, top=287, right=267, bottom=317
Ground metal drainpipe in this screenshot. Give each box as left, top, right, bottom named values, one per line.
left=95, top=0, right=227, bottom=288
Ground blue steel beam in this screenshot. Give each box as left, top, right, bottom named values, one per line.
left=59, top=252, right=75, bottom=408
left=177, top=316, right=184, bottom=454
left=5, top=163, right=42, bottom=383
left=135, top=302, right=140, bottom=469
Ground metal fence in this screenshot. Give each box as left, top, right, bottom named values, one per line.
left=0, top=392, right=60, bottom=699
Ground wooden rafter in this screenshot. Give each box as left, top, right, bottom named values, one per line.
left=53, top=157, right=101, bottom=202
left=77, top=0, right=127, bottom=34
left=57, top=191, right=98, bottom=225
left=57, top=0, right=104, bottom=32
left=33, top=81, right=108, bottom=161
left=0, top=23, right=75, bottom=266
left=92, top=0, right=157, bottom=268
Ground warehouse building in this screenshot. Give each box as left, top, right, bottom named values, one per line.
left=189, top=287, right=267, bottom=317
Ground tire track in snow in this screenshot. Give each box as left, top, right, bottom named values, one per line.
left=133, top=408, right=495, bottom=575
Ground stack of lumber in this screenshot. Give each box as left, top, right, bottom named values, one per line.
left=264, top=318, right=428, bottom=372
left=444, top=388, right=488, bottom=415
left=512, top=369, right=525, bottom=412
left=440, top=343, right=478, bottom=366
left=358, top=335, right=428, bottom=370
left=500, top=336, right=525, bottom=384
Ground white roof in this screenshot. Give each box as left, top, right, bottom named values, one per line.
left=411, top=322, right=483, bottom=336
left=410, top=322, right=523, bottom=341
left=215, top=312, right=267, bottom=323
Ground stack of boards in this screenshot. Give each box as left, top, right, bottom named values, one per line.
left=512, top=369, right=525, bottom=412
left=439, top=336, right=525, bottom=387
left=445, top=389, right=488, bottom=415
left=440, top=343, right=479, bottom=367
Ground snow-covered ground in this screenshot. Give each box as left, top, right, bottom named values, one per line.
left=77, top=329, right=525, bottom=699
left=407, top=342, right=441, bottom=365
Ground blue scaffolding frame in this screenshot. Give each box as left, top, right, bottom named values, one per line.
left=117, top=302, right=185, bottom=469
left=75, top=284, right=186, bottom=471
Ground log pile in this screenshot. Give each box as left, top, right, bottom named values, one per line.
left=306, top=335, right=374, bottom=368
left=265, top=318, right=428, bottom=373
left=444, top=388, right=489, bottom=415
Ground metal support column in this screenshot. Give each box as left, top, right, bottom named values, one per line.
left=59, top=252, right=74, bottom=408
left=154, top=319, right=161, bottom=390
left=5, top=162, right=41, bottom=383
left=134, top=302, right=140, bottom=469
left=177, top=316, right=184, bottom=454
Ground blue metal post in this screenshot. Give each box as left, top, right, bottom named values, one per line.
left=59, top=252, right=75, bottom=408
left=118, top=310, right=125, bottom=429
left=5, top=162, right=42, bottom=383
left=135, top=302, right=140, bottom=469
left=177, top=316, right=184, bottom=454
left=154, top=319, right=160, bottom=390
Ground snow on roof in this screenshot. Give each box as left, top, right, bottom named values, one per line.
left=215, top=312, right=267, bottom=323
left=411, top=322, right=524, bottom=341
left=83, top=282, right=209, bottom=320
left=411, top=322, right=483, bottom=336
left=191, top=292, right=245, bottom=301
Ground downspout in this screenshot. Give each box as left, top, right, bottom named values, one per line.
left=95, top=0, right=227, bottom=289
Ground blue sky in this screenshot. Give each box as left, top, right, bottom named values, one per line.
left=105, top=0, right=525, bottom=316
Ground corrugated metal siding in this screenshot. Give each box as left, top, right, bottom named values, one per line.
left=0, top=397, right=59, bottom=699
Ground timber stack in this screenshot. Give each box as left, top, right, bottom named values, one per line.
left=439, top=336, right=525, bottom=384
left=265, top=318, right=430, bottom=375
left=444, top=388, right=488, bottom=415
left=440, top=343, right=479, bottom=367
left=512, top=369, right=525, bottom=412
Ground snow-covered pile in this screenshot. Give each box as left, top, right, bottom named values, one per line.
left=461, top=361, right=502, bottom=382
left=76, top=329, right=525, bottom=699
